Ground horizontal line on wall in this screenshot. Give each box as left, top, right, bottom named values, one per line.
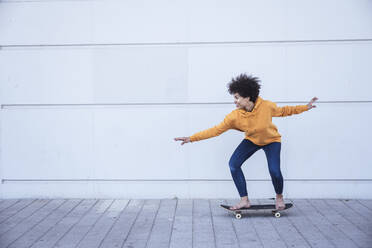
left=1, top=38, right=372, bottom=49
left=1, top=100, right=371, bottom=109
left=1, top=0, right=90, bottom=2
left=2, top=179, right=372, bottom=183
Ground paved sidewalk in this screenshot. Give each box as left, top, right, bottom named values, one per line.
left=0, top=198, right=371, bottom=248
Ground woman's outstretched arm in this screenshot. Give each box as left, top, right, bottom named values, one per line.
left=272, top=97, right=318, bottom=117
left=174, top=111, right=236, bottom=145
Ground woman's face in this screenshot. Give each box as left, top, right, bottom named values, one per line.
left=233, top=93, right=251, bottom=109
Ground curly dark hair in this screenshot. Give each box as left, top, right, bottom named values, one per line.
left=227, top=74, right=261, bottom=103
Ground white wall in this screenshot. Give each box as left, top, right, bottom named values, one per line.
left=1, top=0, right=372, bottom=199
left=0, top=73, right=2, bottom=198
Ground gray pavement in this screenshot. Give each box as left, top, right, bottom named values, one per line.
left=0, top=198, right=371, bottom=248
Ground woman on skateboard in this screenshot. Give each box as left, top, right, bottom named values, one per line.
left=174, top=74, right=318, bottom=210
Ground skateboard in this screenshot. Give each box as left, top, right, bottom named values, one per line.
left=220, top=203, right=293, bottom=219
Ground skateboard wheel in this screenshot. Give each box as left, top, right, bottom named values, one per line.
left=274, top=212, right=281, bottom=218
left=235, top=213, right=242, bottom=219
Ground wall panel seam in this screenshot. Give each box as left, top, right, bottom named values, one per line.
left=1, top=101, right=372, bottom=109
left=2, top=179, right=372, bottom=182
left=1, top=39, right=372, bottom=49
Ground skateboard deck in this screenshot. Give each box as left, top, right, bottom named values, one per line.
left=220, top=203, right=293, bottom=219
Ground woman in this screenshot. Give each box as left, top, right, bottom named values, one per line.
left=175, top=74, right=318, bottom=210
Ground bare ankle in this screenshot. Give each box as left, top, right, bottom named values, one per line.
left=276, top=194, right=283, bottom=199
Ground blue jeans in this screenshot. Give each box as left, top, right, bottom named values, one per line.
left=229, top=139, right=283, bottom=197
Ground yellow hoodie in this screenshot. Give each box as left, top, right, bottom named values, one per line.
left=190, top=97, right=309, bottom=146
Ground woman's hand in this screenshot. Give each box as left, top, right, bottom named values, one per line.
left=174, top=137, right=191, bottom=145
left=307, top=97, right=318, bottom=110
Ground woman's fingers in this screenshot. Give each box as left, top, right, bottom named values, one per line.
left=174, top=137, right=190, bottom=145
left=307, top=97, right=318, bottom=109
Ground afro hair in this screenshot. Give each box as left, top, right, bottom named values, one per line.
left=227, top=74, right=261, bottom=103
